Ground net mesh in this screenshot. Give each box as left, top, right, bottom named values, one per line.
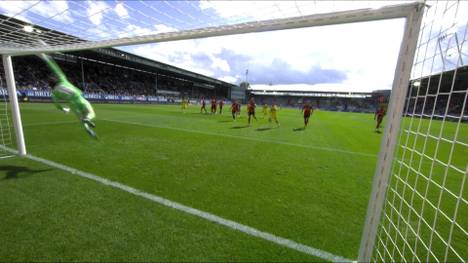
left=0, top=66, right=14, bottom=158
left=373, top=1, right=467, bottom=262
left=0, top=1, right=408, bottom=53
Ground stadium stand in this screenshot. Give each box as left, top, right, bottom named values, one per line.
left=0, top=51, right=236, bottom=104
left=250, top=65, right=467, bottom=120
left=250, top=90, right=388, bottom=113
left=2, top=55, right=466, bottom=120
left=407, top=65, right=468, bottom=120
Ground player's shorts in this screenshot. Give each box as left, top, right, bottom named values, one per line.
left=271, top=113, right=277, bottom=119
left=248, top=111, right=255, bottom=116
left=377, top=115, right=384, bottom=122
left=304, top=112, right=311, bottom=118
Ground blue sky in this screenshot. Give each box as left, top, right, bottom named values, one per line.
left=1, top=1, right=467, bottom=92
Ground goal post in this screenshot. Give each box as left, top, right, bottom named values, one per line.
left=358, top=5, right=425, bottom=261
left=2, top=54, right=26, bottom=156
left=367, top=1, right=468, bottom=261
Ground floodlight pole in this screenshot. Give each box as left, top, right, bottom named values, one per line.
left=2, top=55, right=26, bottom=156
left=358, top=3, right=424, bottom=262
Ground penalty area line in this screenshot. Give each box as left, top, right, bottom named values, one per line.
left=0, top=146, right=352, bottom=262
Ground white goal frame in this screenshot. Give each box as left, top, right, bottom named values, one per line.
left=0, top=2, right=426, bottom=262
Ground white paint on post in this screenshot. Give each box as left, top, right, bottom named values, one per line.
left=358, top=3, right=425, bottom=262
left=2, top=55, right=26, bottom=156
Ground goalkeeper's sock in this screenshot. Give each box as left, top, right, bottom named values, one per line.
left=83, top=119, right=96, bottom=128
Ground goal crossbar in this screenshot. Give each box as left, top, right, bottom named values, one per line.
left=0, top=2, right=421, bottom=56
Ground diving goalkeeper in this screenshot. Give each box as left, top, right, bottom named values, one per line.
left=38, top=53, right=97, bottom=137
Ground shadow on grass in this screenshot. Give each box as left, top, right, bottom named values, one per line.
left=375, top=130, right=382, bottom=134
left=231, top=125, right=250, bottom=129
left=256, top=127, right=273, bottom=132
left=0, top=166, right=51, bottom=180
left=293, top=127, right=305, bottom=132
left=219, top=120, right=233, bottom=123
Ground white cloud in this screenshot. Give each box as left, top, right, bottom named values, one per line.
left=219, top=75, right=238, bottom=83
left=210, top=55, right=230, bottom=72
left=154, top=24, right=178, bottom=34
left=0, top=1, right=32, bottom=23
left=126, top=17, right=405, bottom=92
left=0, top=0, right=73, bottom=23
left=114, top=3, right=129, bottom=19
left=87, top=24, right=113, bottom=39
left=117, top=23, right=177, bottom=38
left=198, top=1, right=410, bottom=22
left=35, top=1, right=74, bottom=23
left=118, top=24, right=152, bottom=38
left=86, top=1, right=110, bottom=26
left=130, top=42, right=217, bottom=77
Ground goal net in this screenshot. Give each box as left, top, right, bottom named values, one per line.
left=0, top=68, right=14, bottom=158
left=0, top=1, right=465, bottom=262
left=367, top=1, right=467, bottom=262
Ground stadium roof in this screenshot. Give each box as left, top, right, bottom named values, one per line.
left=410, top=64, right=468, bottom=93
left=0, top=14, right=236, bottom=89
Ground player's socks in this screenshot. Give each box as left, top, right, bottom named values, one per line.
left=83, top=119, right=96, bottom=128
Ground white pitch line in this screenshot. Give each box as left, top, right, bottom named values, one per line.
left=1, top=145, right=352, bottom=262
left=23, top=120, right=78, bottom=127
left=100, top=118, right=377, bottom=158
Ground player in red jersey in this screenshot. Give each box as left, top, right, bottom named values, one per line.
left=375, top=105, right=386, bottom=132
left=200, top=98, right=207, bottom=113
left=210, top=98, right=217, bottom=114
left=247, top=97, right=257, bottom=125
left=218, top=99, right=224, bottom=114
left=302, top=102, right=313, bottom=128
left=231, top=100, right=238, bottom=120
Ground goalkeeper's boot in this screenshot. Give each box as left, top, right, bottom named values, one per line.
left=82, top=121, right=97, bottom=138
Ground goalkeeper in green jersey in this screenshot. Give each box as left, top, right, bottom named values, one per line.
left=38, top=53, right=97, bottom=137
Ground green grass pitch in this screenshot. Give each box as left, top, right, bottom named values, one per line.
left=0, top=103, right=465, bottom=262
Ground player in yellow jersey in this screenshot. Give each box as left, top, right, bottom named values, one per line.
left=181, top=97, right=188, bottom=113
left=262, top=104, right=269, bottom=118
left=269, top=103, right=280, bottom=127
